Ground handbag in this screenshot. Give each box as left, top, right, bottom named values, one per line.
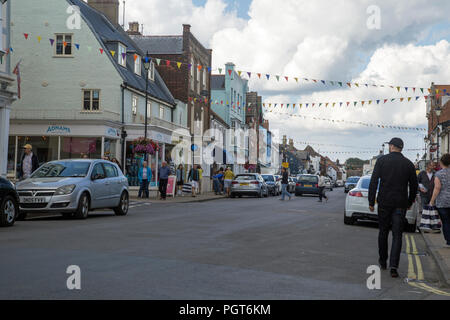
left=419, top=205, right=442, bottom=233
left=182, top=183, right=192, bottom=194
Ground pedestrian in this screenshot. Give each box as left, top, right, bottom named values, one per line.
left=19, top=144, right=39, bottom=180
left=280, top=167, right=292, bottom=201
left=159, top=161, right=170, bottom=200
left=111, top=158, right=123, bottom=173
left=429, top=154, right=450, bottom=248
left=188, top=165, right=200, bottom=197
left=318, top=171, right=328, bottom=202
left=212, top=169, right=224, bottom=195
left=138, top=161, right=152, bottom=198
left=417, top=161, right=435, bottom=209
left=368, top=138, right=418, bottom=278
left=176, top=164, right=184, bottom=196
left=197, top=165, right=203, bottom=195
left=219, top=168, right=225, bottom=194
left=223, top=167, right=235, bottom=198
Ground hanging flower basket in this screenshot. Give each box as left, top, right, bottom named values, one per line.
left=131, top=137, right=160, bottom=155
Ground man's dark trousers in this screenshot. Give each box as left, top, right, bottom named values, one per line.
left=159, top=178, right=168, bottom=199
left=318, top=187, right=326, bottom=201
left=378, top=206, right=407, bottom=269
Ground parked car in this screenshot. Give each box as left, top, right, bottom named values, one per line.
left=261, top=174, right=278, bottom=196
left=344, top=175, right=418, bottom=232
left=324, top=177, right=333, bottom=191
left=15, top=159, right=129, bottom=220
left=344, top=176, right=360, bottom=193
left=0, top=177, right=20, bottom=227
left=288, top=177, right=297, bottom=193
left=230, top=174, right=269, bottom=198
left=295, top=174, right=320, bottom=196
left=274, top=175, right=282, bottom=195
left=336, top=180, right=344, bottom=187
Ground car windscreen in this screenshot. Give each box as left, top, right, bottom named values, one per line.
left=235, top=175, right=257, bottom=181
left=298, top=175, right=318, bottom=183
left=347, top=177, right=359, bottom=183
left=262, top=175, right=274, bottom=182
left=360, top=177, right=379, bottom=191
left=31, top=162, right=91, bottom=178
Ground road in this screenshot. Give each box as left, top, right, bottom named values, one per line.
left=1, top=189, right=449, bottom=299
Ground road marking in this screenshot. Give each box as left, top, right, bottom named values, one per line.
left=405, top=235, right=416, bottom=280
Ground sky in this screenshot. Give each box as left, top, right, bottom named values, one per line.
left=120, top=0, right=450, bottom=163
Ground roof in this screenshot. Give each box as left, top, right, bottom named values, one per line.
left=130, top=35, right=184, bottom=55
left=68, top=0, right=175, bottom=106
left=211, top=75, right=225, bottom=90
left=294, top=150, right=310, bottom=160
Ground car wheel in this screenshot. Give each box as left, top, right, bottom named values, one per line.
left=0, top=195, right=18, bottom=227
left=114, top=192, right=129, bottom=216
left=74, top=192, right=90, bottom=219
left=344, top=213, right=355, bottom=225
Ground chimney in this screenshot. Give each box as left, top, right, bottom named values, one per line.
left=127, top=21, right=141, bottom=35
left=183, top=24, right=191, bottom=34
left=87, top=0, right=120, bottom=25
left=282, top=135, right=287, bottom=146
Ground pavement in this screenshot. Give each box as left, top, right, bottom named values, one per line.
left=1, top=189, right=450, bottom=299
left=130, top=191, right=225, bottom=204
left=421, top=230, right=450, bottom=287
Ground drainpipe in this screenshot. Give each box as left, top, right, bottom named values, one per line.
left=121, top=84, right=126, bottom=172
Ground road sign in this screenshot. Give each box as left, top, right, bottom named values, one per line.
left=282, top=162, right=289, bottom=168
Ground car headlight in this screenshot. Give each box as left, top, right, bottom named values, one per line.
left=54, top=184, right=76, bottom=195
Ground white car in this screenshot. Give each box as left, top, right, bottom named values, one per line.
left=344, top=175, right=419, bottom=232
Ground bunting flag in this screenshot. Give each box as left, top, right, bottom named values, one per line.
left=37, top=36, right=42, bottom=43
left=110, top=50, right=116, bottom=57
left=99, top=48, right=103, bottom=54
left=75, top=44, right=80, bottom=50
left=49, top=39, right=55, bottom=46
left=177, top=62, right=182, bottom=69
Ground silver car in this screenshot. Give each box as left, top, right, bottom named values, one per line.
left=15, top=159, right=129, bottom=219
left=230, top=174, right=269, bottom=198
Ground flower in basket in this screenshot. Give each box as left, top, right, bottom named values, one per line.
left=131, top=137, right=159, bottom=155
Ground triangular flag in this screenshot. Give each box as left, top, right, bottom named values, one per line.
left=376, top=100, right=380, bottom=104
left=156, top=58, right=161, bottom=65
left=354, top=102, right=357, bottom=106
left=368, top=100, right=372, bottom=105
left=75, top=44, right=80, bottom=50
left=266, top=74, right=270, bottom=80
left=416, top=96, right=419, bottom=100
left=338, top=82, right=343, bottom=87
left=37, top=36, right=42, bottom=43
left=400, top=98, right=404, bottom=102
left=228, top=69, right=232, bottom=76
left=408, top=97, right=411, bottom=102
left=198, top=65, right=202, bottom=71
left=294, top=77, right=298, bottom=83
left=166, top=60, right=171, bottom=67
left=347, top=83, right=351, bottom=87
left=321, top=80, right=326, bottom=85
left=285, top=76, right=289, bottom=82
left=237, top=71, right=242, bottom=77
left=396, top=87, right=400, bottom=92
left=63, top=41, right=67, bottom=47
left=355, top=83, right=359, bottom=87
left=99, top=48, right=104, bottom=54
left=177, top=62, right=182, bottom=69
left=218, top=68, right=222, bottom=74
left=276, top=75, right=280, bottom=81
left=405, top=87, right=408, bottom=92
left=384, top=99, right=388, bottom=103
left=50, top=39, right=55, bottom=46
left=346, top=102, right=350, bottom=106
left=110, top=50, right=116, bottom=57
left=257, top=73, right=261, bottom=79
left=134, top=54, right=138, bottom=61
left=24, top=33, right=29, bottom=39
left=247, top=72, right=251, bottom=78
left=361, top=101, right=365, bottom=106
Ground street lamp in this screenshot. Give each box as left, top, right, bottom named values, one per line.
left=143, top=52, right=151, bottom=161
left=435, top=106, right=442, bottom=160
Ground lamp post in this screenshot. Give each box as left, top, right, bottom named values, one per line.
left=424, top=136, right=429, bottom=161
left=435, top=106, right=442, bottom=161
left=143, top=52, right=151, bottom=161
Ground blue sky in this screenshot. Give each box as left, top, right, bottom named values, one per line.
left=192, top=0, right=251, bottom=19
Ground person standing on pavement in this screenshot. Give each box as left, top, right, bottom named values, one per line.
left=212, top=169, right=224, bottom=195
left=417, top=161, right=435, bottom=209
left=176, top=164, right=184, bottom=196
left=368, top=138, right=418, bottom=278
left=19, top=144, right=39, bottom=180
left=138, top=161, right=152, bottom=198
left=429, top=154, right=450, bottom=248
left=197, top=165, right=203, bottom=195
left=188, top=165, right=200, bottom=197
left=280, top=167, right=292, bottom=201
left=158, top=161, right=170, bottom=200
left=318, top=172, right=328, bottom=203
left=223, top=167, right=235, bottom=198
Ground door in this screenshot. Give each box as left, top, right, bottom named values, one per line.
left=89, top=163, right=109, bottom=208
left=103, top=162, right=121, bottom=207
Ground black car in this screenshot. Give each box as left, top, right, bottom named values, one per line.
left=0, top=177, right=20, bottom=227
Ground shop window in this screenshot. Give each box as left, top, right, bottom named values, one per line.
left=55, top=34, right=72, bottom=56
left=16, top=136, right=59, bottom=176
left=125, top=141, right=157, bottom=187
left=83, top=89, right=100, bottom=111
left=104, top=138, right=117, bottom=160
left=61, top=137, right=101, bottom=159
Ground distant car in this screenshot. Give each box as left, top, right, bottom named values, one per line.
left=261, top=174, right=278, bottom=196
left=230, top=174, right=269, bottom=198
left=274, top=175, right=282, bottom=195
left=0, top=177, right=20, bottom=227
left=295, top=174, right=320, bottom=196
left=344, top=176, right=360, bottom=193
left=344, top=175, right=419, bottom=232
left=324, top=177, right=333, bottom=191
left=15, top=159, right=129, bottom=220
left=336, top=180, right=344, bottom=187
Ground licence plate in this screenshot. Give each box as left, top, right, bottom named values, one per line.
left=304, top=185, right=312, bottom=188
left=240, top=183, right=249, bottom=186
left=22, top=197, right=46, bottom=203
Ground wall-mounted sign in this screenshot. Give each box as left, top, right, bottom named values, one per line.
left=105, top=127, right=120, bottom=138
left=46, top=125, right=71, bottom=135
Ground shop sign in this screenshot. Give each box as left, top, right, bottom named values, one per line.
left=105, top=127, right=120, bottom=138
left=46, top=125, right=71, bottom=135
left=150, top=131, right=172, bottom=144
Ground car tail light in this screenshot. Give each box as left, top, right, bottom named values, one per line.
left=251, top=181, right=259, bottom=185
left=349, top=191, right=363, bottom=197
left=315, top=184, right=318, bottom=188
left=296, top=183, right=300, bottom=187
left=232, top=181, right=238, bottom=185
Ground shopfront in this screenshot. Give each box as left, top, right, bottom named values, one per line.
left=8, top=122, right=121, bottom=179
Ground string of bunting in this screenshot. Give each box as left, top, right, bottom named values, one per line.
left=17, top=32, right=450, bottom=95
left=292, top=140, right=425, bottom=151
left=262, top=95, right=434, bottom=109
left=265, top=110, right=427, bottom=132
left=316, top=149, right=425, bottom=155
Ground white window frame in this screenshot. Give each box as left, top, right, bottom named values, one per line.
left=147, top=101, right=151, bottom=119
left=159, top=106, right=164, bottom=119
left=82, top=89, right=101, bottom=112
left=132, top=95, right=138, bottom=115
left=147, top=61, right=155, bottom=81
left=134, top=55, right=141, bottom=75
left=118, top=43, right=126, bottom=67
left=54, top=33, right=73, bottom=57
left=203, top=69, right=207, bottom=89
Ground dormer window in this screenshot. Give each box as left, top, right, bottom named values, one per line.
left=134, top=55, right=141, bottom=75
left=148, top=61, right=155, bottom=81
left=118, top=43, right=126, bottom=67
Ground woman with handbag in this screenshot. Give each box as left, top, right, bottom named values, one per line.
left=430, top=153, right=450, bottom=247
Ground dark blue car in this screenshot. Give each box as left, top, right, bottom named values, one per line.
left=295, top=174, right=320, bottom=196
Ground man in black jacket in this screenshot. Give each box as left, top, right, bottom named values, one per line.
left=368, top=138, right=418, bottom=278
left=19, top=144, right=39, bottom=180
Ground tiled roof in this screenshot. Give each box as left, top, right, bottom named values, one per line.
left=68, top=0, right=175, bottom=106
left=211, top=75, right=225, bottom=90
left=130, top=35, right=184, bottom=55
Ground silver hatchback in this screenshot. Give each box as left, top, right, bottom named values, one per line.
left=230, top=174, right=269, bottom=198
left=15, top=159, right=129, bottom=219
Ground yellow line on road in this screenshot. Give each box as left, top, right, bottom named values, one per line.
left=405, top=235, right=416, bottom=280
left=410, top=236, right=424, bottom=281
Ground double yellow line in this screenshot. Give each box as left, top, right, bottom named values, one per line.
left=405, top=234, right=450, bottom=296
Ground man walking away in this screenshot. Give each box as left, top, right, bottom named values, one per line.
left=280, top=167, right=292, bottom=201
left=197, top=165, right=203, bottom=195
left=223, top=167, right=235, bottom=198
left=368, top=138, right=418, bottom=278
left=159, top=161, right=170, bottom=200
left=188, top=165, right=200, bottom=197
left=19, top=144, right=39, bottom=180
left=318, top=172, right=328, bottom=202
left=417, top=161, right=435, bottom=210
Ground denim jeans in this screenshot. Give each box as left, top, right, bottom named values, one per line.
left=378, top=206, right=406, bottom=269
left=213, top=179, right=221, bottom=194
left=281, top=184, right=291, bottom=200
left=138, top=180, right=149, bottom=198
left=437, top=207, right=450, bottom=245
